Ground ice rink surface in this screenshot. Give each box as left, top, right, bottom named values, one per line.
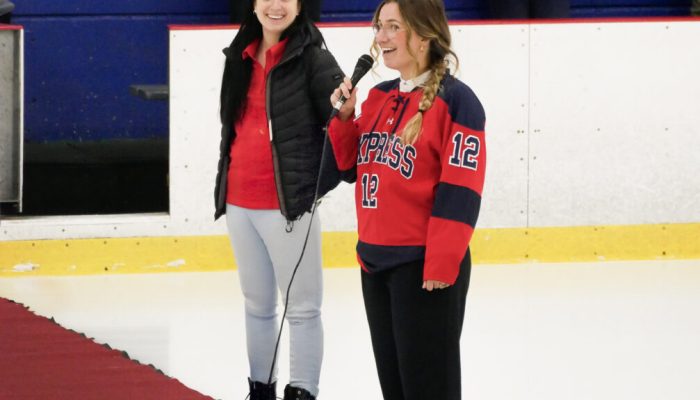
left=2, top=260, right=699, bottom=400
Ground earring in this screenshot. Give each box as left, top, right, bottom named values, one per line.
left=420, top=45, right=425, bottom=52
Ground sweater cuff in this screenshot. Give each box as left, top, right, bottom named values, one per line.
left=328, top=116, right=359, bottom=171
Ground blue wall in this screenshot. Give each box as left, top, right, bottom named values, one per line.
left=13, top=1, right=229, bottom=142
left=11, top=0, right=692, bottom=143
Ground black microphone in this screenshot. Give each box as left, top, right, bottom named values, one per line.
left=330, top=54, right=374, bottom=118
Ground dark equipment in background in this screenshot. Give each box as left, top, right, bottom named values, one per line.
left=0, top=0, right=14, bottom=23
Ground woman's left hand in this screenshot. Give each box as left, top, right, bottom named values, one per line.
left=423, top=280, right=450, bottom=291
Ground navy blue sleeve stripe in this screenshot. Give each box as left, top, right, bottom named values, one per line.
left=431, top=182, right=481, bottom=227
left=438, top=75, right=485, bottom=132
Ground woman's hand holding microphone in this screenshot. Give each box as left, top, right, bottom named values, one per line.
left=330, top=77, right=358, bottom=122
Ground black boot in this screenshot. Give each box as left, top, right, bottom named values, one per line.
left=283, top=384, right=316, bottom=400
left=247, top=378, right=276, bottom=400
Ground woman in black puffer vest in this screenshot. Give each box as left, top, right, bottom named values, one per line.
left=214, top=1, right=344, bottom=399
left=215, top=5, right=344, bottom=222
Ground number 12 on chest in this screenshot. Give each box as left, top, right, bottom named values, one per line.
left=361, top=173, right=379, bottom=208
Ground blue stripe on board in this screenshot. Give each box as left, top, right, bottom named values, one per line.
left=13, top=1, right=228, bottom=16
left=571, top=0, right=690, bottom=6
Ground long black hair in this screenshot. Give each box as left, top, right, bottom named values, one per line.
left=219, top=0, right=318, bottom=125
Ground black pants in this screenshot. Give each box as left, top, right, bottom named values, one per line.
left=229, top=0, right=322, bottom=23
left=488, top=0, right=570, bottom=19
left=361, top=252, right=471, bottom=400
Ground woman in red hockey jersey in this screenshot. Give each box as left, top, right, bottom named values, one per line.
left=328, top=0, right=486, bottom=398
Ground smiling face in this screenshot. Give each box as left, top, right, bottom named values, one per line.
left=254, top=0, right=300, bottom=41
left=373, top=2, right=429, bottom=80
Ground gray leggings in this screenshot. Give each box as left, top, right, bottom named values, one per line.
left=225, top=204, right=323, bottom=396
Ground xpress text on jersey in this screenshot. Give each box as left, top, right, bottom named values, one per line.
left=328, top=73, right=486, bottom=285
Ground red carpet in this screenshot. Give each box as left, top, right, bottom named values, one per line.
left=0, top=297, right=214, bottom=400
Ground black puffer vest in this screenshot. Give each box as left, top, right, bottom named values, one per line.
left=214, top=26, right=345, bottom=221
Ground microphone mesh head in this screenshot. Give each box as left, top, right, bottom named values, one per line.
left=351, top=54, right=375, bottom=84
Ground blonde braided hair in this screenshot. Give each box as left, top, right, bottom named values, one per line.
left=401, top=61, right=448, bottom=145
left=370, top=0, right=458, bottom=145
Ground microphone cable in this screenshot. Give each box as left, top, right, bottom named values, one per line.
left=265, top=117, right=332, bottom=388
left=262, top=54, right=374, bottom=391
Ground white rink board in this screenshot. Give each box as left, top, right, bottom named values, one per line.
left=528, top=21, right=700, bottom=226
left=1, top=20, right=699, bottom=241
left=170, top=25, right=528, bottom=231
left=167, top=23, right=532, bottom=234
left=454, top=24, right=530, bottom=228
left=169, top=28, right=230, bottom=235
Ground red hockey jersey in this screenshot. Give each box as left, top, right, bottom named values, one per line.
left=328, top=74, right=486, bottom=285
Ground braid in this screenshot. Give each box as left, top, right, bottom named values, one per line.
left=400, top=61, right=448, bottom=145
